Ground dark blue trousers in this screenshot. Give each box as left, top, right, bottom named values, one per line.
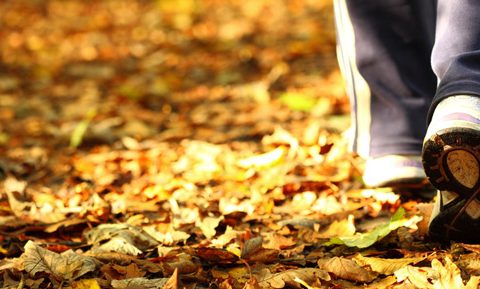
left=335, top=0, right=480, bottom=158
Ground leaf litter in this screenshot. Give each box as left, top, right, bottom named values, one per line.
left=0, top=0, right=478, bottom=288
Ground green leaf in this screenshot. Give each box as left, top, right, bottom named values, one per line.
left=279, top=92, right=317, bottom=112
left=324, top=208, right=418, bottom=248
left=70, top=108, right=96, bottom=148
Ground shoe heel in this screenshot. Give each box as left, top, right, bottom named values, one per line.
left=423, top=128, right=480, bottom=194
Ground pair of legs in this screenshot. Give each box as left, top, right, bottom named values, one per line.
left=335, top=0, right=480, bottom=242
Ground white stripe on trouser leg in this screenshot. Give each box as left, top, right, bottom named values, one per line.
left=333, top=0, right=372, bottom=158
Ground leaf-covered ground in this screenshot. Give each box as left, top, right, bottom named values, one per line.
left=1, top=1, right=480, bottom=288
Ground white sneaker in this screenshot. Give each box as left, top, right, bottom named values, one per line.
left=363, top=155, right=426, bottom=188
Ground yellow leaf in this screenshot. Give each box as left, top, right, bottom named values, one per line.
left=72, top=279, right=101, bottom=289
left=317, top=215, right=355, bottom=238
left=394, top=257, right=480, bottom=289
left=237, top=147, right=285, bottom=169
left=354, top=254, right=425, bottom=275
left=197, top=216, right=223, bottom=239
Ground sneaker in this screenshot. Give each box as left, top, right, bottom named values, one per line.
left=423, top=95, right=480, bottom=242
left=363, top=155, right=427, bottom=188
left=428, top=190, right=480, bottom=242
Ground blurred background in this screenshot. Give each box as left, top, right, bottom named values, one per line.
left=0, top=0, right=347, bottom=149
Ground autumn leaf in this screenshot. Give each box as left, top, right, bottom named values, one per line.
left=318, top=257, right=377, bottom=283
left=163, top=268, right=179, bottom=289
left=72, top=279, right=102, bottom=289
left=325, top=208, right=421, bottom=248
left=111, top=277, right=169, bottom=289
left=21, top=241, right=99, bottom=281
left=317, top=214, right=355, bottom=238
left=85, top=224, right=159, bottom=255
left=197, top=216, right=223, bottom=239
left=395, top=257, right=480, bottom=289
left=237, top=147, right=286, bottom=169
left=211, top=226, right=239, bottom=247
left=258, top=268, right=330, bottom=288
left=241, top=236, right=263, bottom=259
left=353, top=254, right=425, bottom=275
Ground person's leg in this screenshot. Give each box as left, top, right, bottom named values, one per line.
left=422, top=1, right=480, bottom=242
left=334, top=0, right=437, bottom=186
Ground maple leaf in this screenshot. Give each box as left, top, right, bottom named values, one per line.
left=21, top=241, right=99, bottom=281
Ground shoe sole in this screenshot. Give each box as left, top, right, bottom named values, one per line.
left=423, top=127, right=480, bottom=242
left=423, top=127, right=480, bottom=196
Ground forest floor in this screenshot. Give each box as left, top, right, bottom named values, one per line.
left=1, top=1, right=479, bottom=288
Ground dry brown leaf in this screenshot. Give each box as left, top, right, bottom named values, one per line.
left=85, top=223, right=159, bottom=255
left=263, top=232, right=296, bottom=250
left=111, top=277, right=169, bottom=289
left=353, top=254, right=425, bottom=275
left=395, top=257, right=480, bottom=289
left=241, top=236, right=263, bottom=259
left=318, top=257, right=377, bottom=283
left=163, top=268, right=179, bottom=289
left=258, top=268, right=330, bottom=288
left=21, top=241, right=99, bottom=281
left=195, top=247, right=239, bottom=264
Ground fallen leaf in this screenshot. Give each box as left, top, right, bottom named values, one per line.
left=195, top=247, right=239, bottom=264
left=241, top=236, right=263, bottom=259
left=325, top=208, right=421, bottom=248
left=395, top=257, right=480, bottom=289
left=258, top=268, right=330, bottom=288
left=85, top=223, right=159, bottom=255
left=318, top=257, right=377, bottom=283
left=211, top=226, right=239, bottom=247
left=353, top=254, right=425, bottom=275
left=197, top=216, right=223, bottom=239
left=317, top=214, right=355, bottom=238
left=263, top=232, right=296, bottom=250
left=72, top=279, right=102, bottom=289
left=237, top=147, right=286, bottom=169
left=163, top=268, right=179, bottom=289
left=21, top=241, right=99, bottom=281
left=111, top=277, right=169, bottom=289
